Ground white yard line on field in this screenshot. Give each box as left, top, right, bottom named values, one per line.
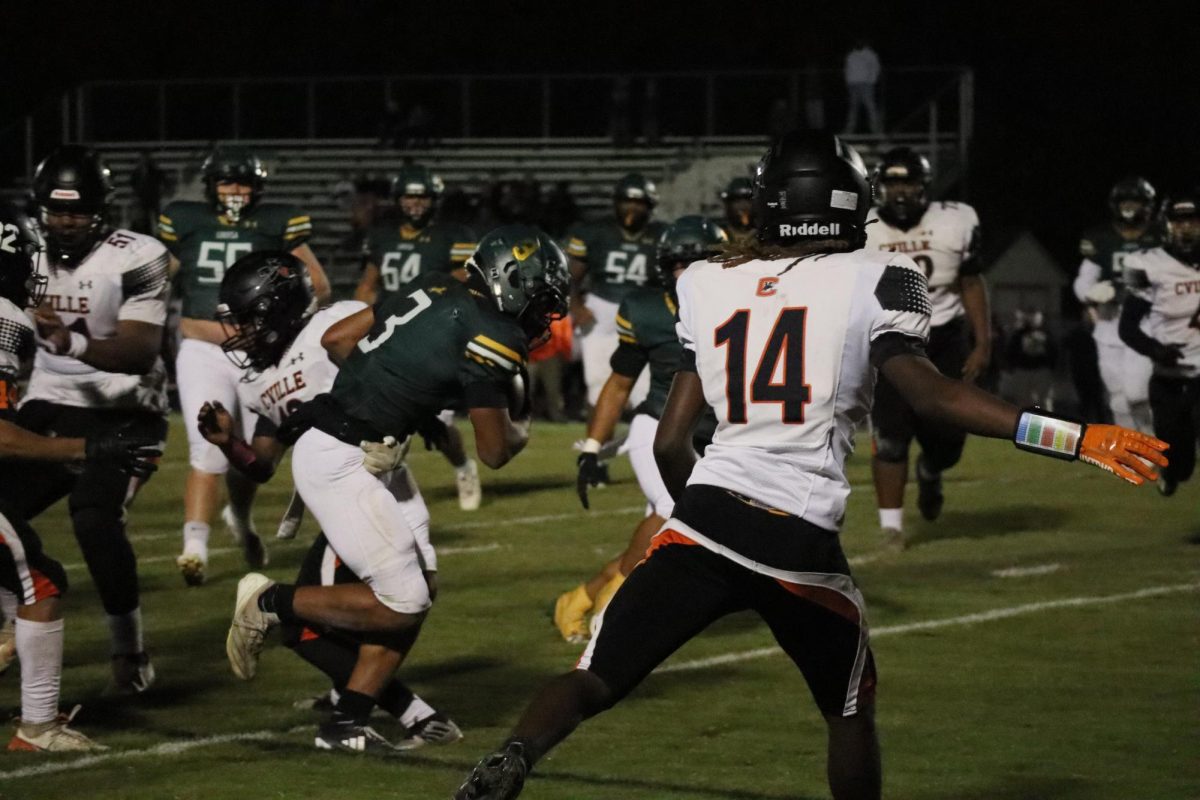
left=655, top=582, right=1199, bottom=673
left=992, top=563, right=1063, bottom=578
left=2, top=581, right=1194, bottom=781
left=64, top=542, right=504, bottom=572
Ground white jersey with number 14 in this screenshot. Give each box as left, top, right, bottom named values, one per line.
left=676, top=251, right=931, bottom=531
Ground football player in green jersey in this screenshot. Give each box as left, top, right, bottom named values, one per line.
left=226, top=225, right=568, bottom=752
left=555, top=216, right=726, bottom=643
left=1073, top=176, right=1160, bottom=432
left=158, top=146, right=331, bottom=587
left=565, top=173, right=668, bottom=408
left=354, top=165, right=484, bottom=511
left=718, top=176, right=757, bottom=245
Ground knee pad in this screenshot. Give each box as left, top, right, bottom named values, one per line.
left=872, top=435, right=909, bottom=464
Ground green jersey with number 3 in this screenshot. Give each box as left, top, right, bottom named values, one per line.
left=566, top=219, right=667, bottom=304
left=363, top=221, right=476, bottom=300
left=331, top=272, right=527, bottom=437
left=159, top=200, right=312, bottom=320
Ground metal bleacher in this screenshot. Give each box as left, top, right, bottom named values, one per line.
left=85, top=133, right=960, bottom=291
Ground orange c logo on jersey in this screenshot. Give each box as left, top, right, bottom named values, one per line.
left=757, top=277, right=778, bottom=297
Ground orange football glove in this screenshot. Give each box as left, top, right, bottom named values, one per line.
left=1078, top=425, right=1169, bottom=485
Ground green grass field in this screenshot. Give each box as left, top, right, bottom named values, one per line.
left=0, top=416, right=1196, bottom=800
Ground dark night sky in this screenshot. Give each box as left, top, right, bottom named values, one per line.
left=6, top=0, right=1198, bottom=266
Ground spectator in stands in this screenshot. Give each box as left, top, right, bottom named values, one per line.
left=843, top=38, right=882, bottom=135
left=541, top=181, right=580, bottom=240
left=129, top=150, right=168, bottom=235
left=1004, top=309, right=1058, bottom=409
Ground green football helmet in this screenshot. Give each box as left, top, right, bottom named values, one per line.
left=720, top=176, right=754, bottom=202
left=202, top=146, right=266, bottom=222
left=468, top=225, right=570, bottom=344
left=612, top=173, right=658, bottom=231
left=391, top=164, right=444, bottom=227
left=653, top=215, right=728, bottom=292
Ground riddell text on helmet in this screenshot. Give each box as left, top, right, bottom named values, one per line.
left=778, top=222, right=841, bottom=237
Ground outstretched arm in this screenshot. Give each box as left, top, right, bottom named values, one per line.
left=321, top=306, right=376, bottom=366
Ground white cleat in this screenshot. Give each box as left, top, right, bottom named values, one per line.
left=176, top=552, right=207, bottom=587
left=456, top=459, right=482, bottom=511
left=226, top=573, right=278, bottom=681
left=395, top=712, right=464, bottom=750
left=277, top=491, right=306, bottom=540
left=7, top=707, right=108, bottom=753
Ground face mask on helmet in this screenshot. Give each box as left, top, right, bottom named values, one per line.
left=217, top=298, right=296, bottom=373
left=1165, top=206, right=1200, bottom=265
left=216, top=183, right=254, bottom=223
left=0, top=217, right=46, bottom=307
left=399, top=194, right=436, bottom=227
left=615, top=198, right=651, bottom=231
left=877, top=178, right=928, bottom=229
left=1112, top=197, right=1153, bottom=227
left=517, top=288, right=568, bottom=347
left=40, top=207, right=106, bottom=267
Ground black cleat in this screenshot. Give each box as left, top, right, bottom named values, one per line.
left=314, top=716, right=397, bottom=754
left=454, top=741, right=529, bottom=800
left=915, top=456, right=944, bottom=521
left=1158, top=476, right=1178, bottom=497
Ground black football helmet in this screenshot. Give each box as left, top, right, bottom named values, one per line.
left=720, top=176, right=755, bottom=232
left=1161, top=188, right=1200, bottom=265
left=873, top=147, right=932, bottom=230
left=391, top=164, right=444, bottom=227
left=653, top=215, right=729, bottom=293
left=0, top=204, right=46, bottom=308
left=216, top=250, right=315, bottom=372
left=1108, top=175, right=1156, bottom=227
left=754, top=131, right=871, bottom=248
left=32, top=145, right=114, bottom=267
left=202, top=147, right=267, bottom=222
left=467, top=225, right=569, bottom=345
left=613, top=173, right=658, bottom=231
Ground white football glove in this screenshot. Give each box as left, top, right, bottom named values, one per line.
left=1084, top=280, right=1116, bottom=305
left=360, top=435, right=408, bottom=476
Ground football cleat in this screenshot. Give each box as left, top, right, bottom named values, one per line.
left=108, top=652, right=156, bottom=695
left=294, top=689, right=338, bottom=712
left=8, top=706, right=108, bottom=753
left=223, top=505, right=269, bottom=569
left=277, top=491, right=305, bottom=539
left=915, top=455, right=944, bottom=521
left=314, top=716, right=397, bottom=754
left=395, top=711, right=463, bottom=750
left=0, top=618, right=15, bottom=675
left=1157, top=476, right=1178, bottom=497
left=880, top=526, right=908, bottom=553
left=176, top=552, right=207, bottom=587
left=553, top=584, right=593, bottom=644
left=454, top=741, right=530, bottom=800
left=456, top=459, right=483, bottom=511
left=226, top=573, right=278, bottom=680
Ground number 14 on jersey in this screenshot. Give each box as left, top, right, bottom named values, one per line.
left=714, top=307, right=811, bottom=424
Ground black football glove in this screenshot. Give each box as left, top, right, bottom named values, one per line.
left=576, top=452, right=604, bottom=510
left=1149, top=341, right=1185, bottom=369
left=85, top=426, right=161, bottom=479
left=416, top=415, right=451, bottom=452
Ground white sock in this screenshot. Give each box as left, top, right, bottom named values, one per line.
left=879, top=508, right=903, bottom=532
left=183, top=521, right=210, bottom=560
left=107, top=608, right=143, bottom=656
left=16, top=618, right=64, bottom=725
left=399, top=695, right=436, bottom=728
left=455, top=459, right=475, bottom=476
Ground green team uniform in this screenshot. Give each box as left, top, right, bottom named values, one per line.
left=329, top=272, right=525, bottom=438
left=712, top=217, right=756, bottom=248
left=363, top=221, right=476, bottom=300
left=158, top=201, right=312, bottom=320
left=1079, top=223, right=1160, bottom=322
left=565, top=219, right=668, bottom=304
left=612, top=287, right=717, bottom=447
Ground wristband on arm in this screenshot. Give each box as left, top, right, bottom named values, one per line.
left=1012, top=408, right=1083, bottom=461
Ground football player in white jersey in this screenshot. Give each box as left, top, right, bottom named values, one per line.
left=454, top=132, right=1167, bottom=800
left=864, top=147, right=992, bottom=548
left=0, top=147, right=170, bottom=694
left=1120, top=189, right=1200, bottom=496
left=194, top=250, right=461, bottom=750
left=1074, top=176, right=1159, bottom=432
left=0, top=204, right=157, bottom=751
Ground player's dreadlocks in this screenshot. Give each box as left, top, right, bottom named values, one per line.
left=711, top=238, right=856, bottom=272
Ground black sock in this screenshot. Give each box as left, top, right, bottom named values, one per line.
left=257, top=584, right=297, bottom=622
left=377, top=680, right=416, bottom=719
left=334, top=689, right=376, bottom=726
left=293, top=636, right=356, bottom=687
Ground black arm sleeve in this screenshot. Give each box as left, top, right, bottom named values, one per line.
left=1118, top=296, right=1160, bottom=357
left=609, top=340, right=649, bottom=379
left=870, top=332, right=929, bottom=369
left=677, top=348, right=697, bottom=374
